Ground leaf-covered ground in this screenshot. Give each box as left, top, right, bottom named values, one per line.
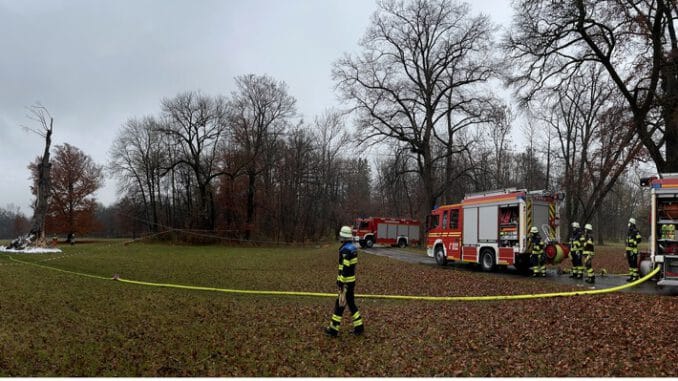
left=0, top=241, right=675, bottom=376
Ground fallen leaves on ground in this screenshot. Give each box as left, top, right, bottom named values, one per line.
left=0, top=243, right=676, bottom=376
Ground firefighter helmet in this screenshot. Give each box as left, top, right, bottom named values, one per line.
left=571, top=222, right=580, bottom=229
left=339, top=225, right=353, bottom=239
left=629, top=217, right=636, bottom=226
left=530, top=226, right=539, bottom=233
left=585, top=223, right=593, bottom=231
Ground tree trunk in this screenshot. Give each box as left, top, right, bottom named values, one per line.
left=662, top=51, right=678, bottom=172
left=30, top=121, right=53, bottom=246
left=245, top=167, right=257, bottom=240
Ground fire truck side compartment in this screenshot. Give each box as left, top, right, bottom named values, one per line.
left=463, top=206, right=478, bottom=245
left=478, top=206, right=498, bottom=243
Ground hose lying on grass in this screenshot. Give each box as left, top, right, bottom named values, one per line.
left=5, top=255, right=661, bottom=301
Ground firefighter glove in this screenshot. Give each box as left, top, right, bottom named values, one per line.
left=338, top=288, right=347, bottom=307
left=336, top=280, right=343, bottom=288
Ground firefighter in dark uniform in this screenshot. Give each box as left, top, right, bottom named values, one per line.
left=325, top=226, right=364, bottom=337
left=569, top=222, right=583, bottom=279
left=625, top=218, right=642, bottom=282
left=529, top=226, right=546, bottom=277
left=582, top=223, right=595, bottom=284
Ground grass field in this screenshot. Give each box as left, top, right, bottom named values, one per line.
left=0, top=241, right=676, bottom=376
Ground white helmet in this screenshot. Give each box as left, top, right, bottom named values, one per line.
left=339, top=226, right=353, bottom=239
left=571, top=222, right=580, bottom=229
left=629, top=218, right=636, bottom=225
left=585, top=223, right=593, bottom=231
left=530, top=226, right=539, bottom=233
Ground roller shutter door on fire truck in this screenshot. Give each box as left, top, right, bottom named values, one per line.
left=408, top=225, right=420, bottom=241
left=377, top=223, right=389, bottom=239
left=478, top=206, right=498, bottom=243
left=463, top=207, right=478, bottom=245
left=533, top=203, right=549, bottom=232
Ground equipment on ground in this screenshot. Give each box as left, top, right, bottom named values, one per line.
left=426, top=188, right=567, bottom=273
left=638, top=174, right=678, bottom=287
left=352, top=217, right=420, bottom=248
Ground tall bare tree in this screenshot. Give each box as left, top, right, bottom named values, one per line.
left=109, top=116, right=167, bottom=232
left=24, top=104, right=54, bottom=246
left=333, top=0, right=500, bottom=217
left=504, top=0, right=678, bottom=172
left=158, top=91, right=229, bottom=229
left=536, top=65, right=644, bottom=236
left=226, top=74, right=296, bottom=239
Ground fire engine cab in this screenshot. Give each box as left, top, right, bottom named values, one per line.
left=426, top=188, right=566, bottom=272
left=639, top=174, right=678, bottom=286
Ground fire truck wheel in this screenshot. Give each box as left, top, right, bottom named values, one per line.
left=365, top=237, right=374, bottom=248
left=434, top=245, right=447, bottom=266
left=397, top=238, right=407, bottom=248
left=480, top=249, right=496, bottom=272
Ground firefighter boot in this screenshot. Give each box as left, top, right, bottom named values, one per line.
left=350, top=311, right=364, bottom=335
left=569, top=268, right=576, bottom=278
left=325, top=314, right=341, bottom=337
left=630, top=270, right=639, bottom=282
left=585, top=275, right=595, bottom=284
left=324, top=326, right=338, bottom=337
left=576, top=267, right=584, bottom=279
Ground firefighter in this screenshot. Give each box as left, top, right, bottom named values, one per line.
left=582, top=223, right=595, bottom=284
left=529, top=226, right=546, bottom=277
left=325, top=225, right=364, bottom=337
left=625, top=218, right=642, bottom=282
left=569, top=222, right=583, bottom=279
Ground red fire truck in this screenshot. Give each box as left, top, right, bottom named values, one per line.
left=426, top=188, right=568, bottom=272
left=352, top=217, right=420, bottom=248
left=638, top=175, right=678, bottom=287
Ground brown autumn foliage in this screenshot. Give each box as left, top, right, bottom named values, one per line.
left=30, top=143, right=104, bottom=237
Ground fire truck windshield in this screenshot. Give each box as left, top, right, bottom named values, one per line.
left=428, top=215, right=439, bottom=229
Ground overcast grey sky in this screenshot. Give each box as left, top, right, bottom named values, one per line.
left=0, top=0, right=512, bottom=215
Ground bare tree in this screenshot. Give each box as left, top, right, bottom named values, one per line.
left=16, top=104, right=54, bottom=247
left=489, top=105, right=514, bottom=188
left=536, top=65, right=644, bottom=237
left=333, top=0, right=500, bottom=218
left=157, top=91, right=229, bottom=229
left=226, top=74, right=296, bottom=239
left=374, top=147, right=419, bottom=217
left=504, top=0, right=678, bottom=172
left=310, top=110, right=354, bottom=238
left=109, top=116, right=167, bottom=232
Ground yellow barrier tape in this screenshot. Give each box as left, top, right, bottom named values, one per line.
left=6, top=255, right=662, bottom=301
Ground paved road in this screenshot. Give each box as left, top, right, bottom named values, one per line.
left=361, top=246, right=678, bottom=296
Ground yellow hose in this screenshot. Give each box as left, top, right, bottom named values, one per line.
left=6, top=255, right=661, bottom=301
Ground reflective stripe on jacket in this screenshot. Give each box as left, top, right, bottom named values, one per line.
left=337, top=242, right=358, bottom=283
left=582, top=234, right=594, bottom=256
left=625, top=228, right=642, bottom=253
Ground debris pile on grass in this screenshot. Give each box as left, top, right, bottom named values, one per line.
left=0, top=245, right=62, bottom=254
